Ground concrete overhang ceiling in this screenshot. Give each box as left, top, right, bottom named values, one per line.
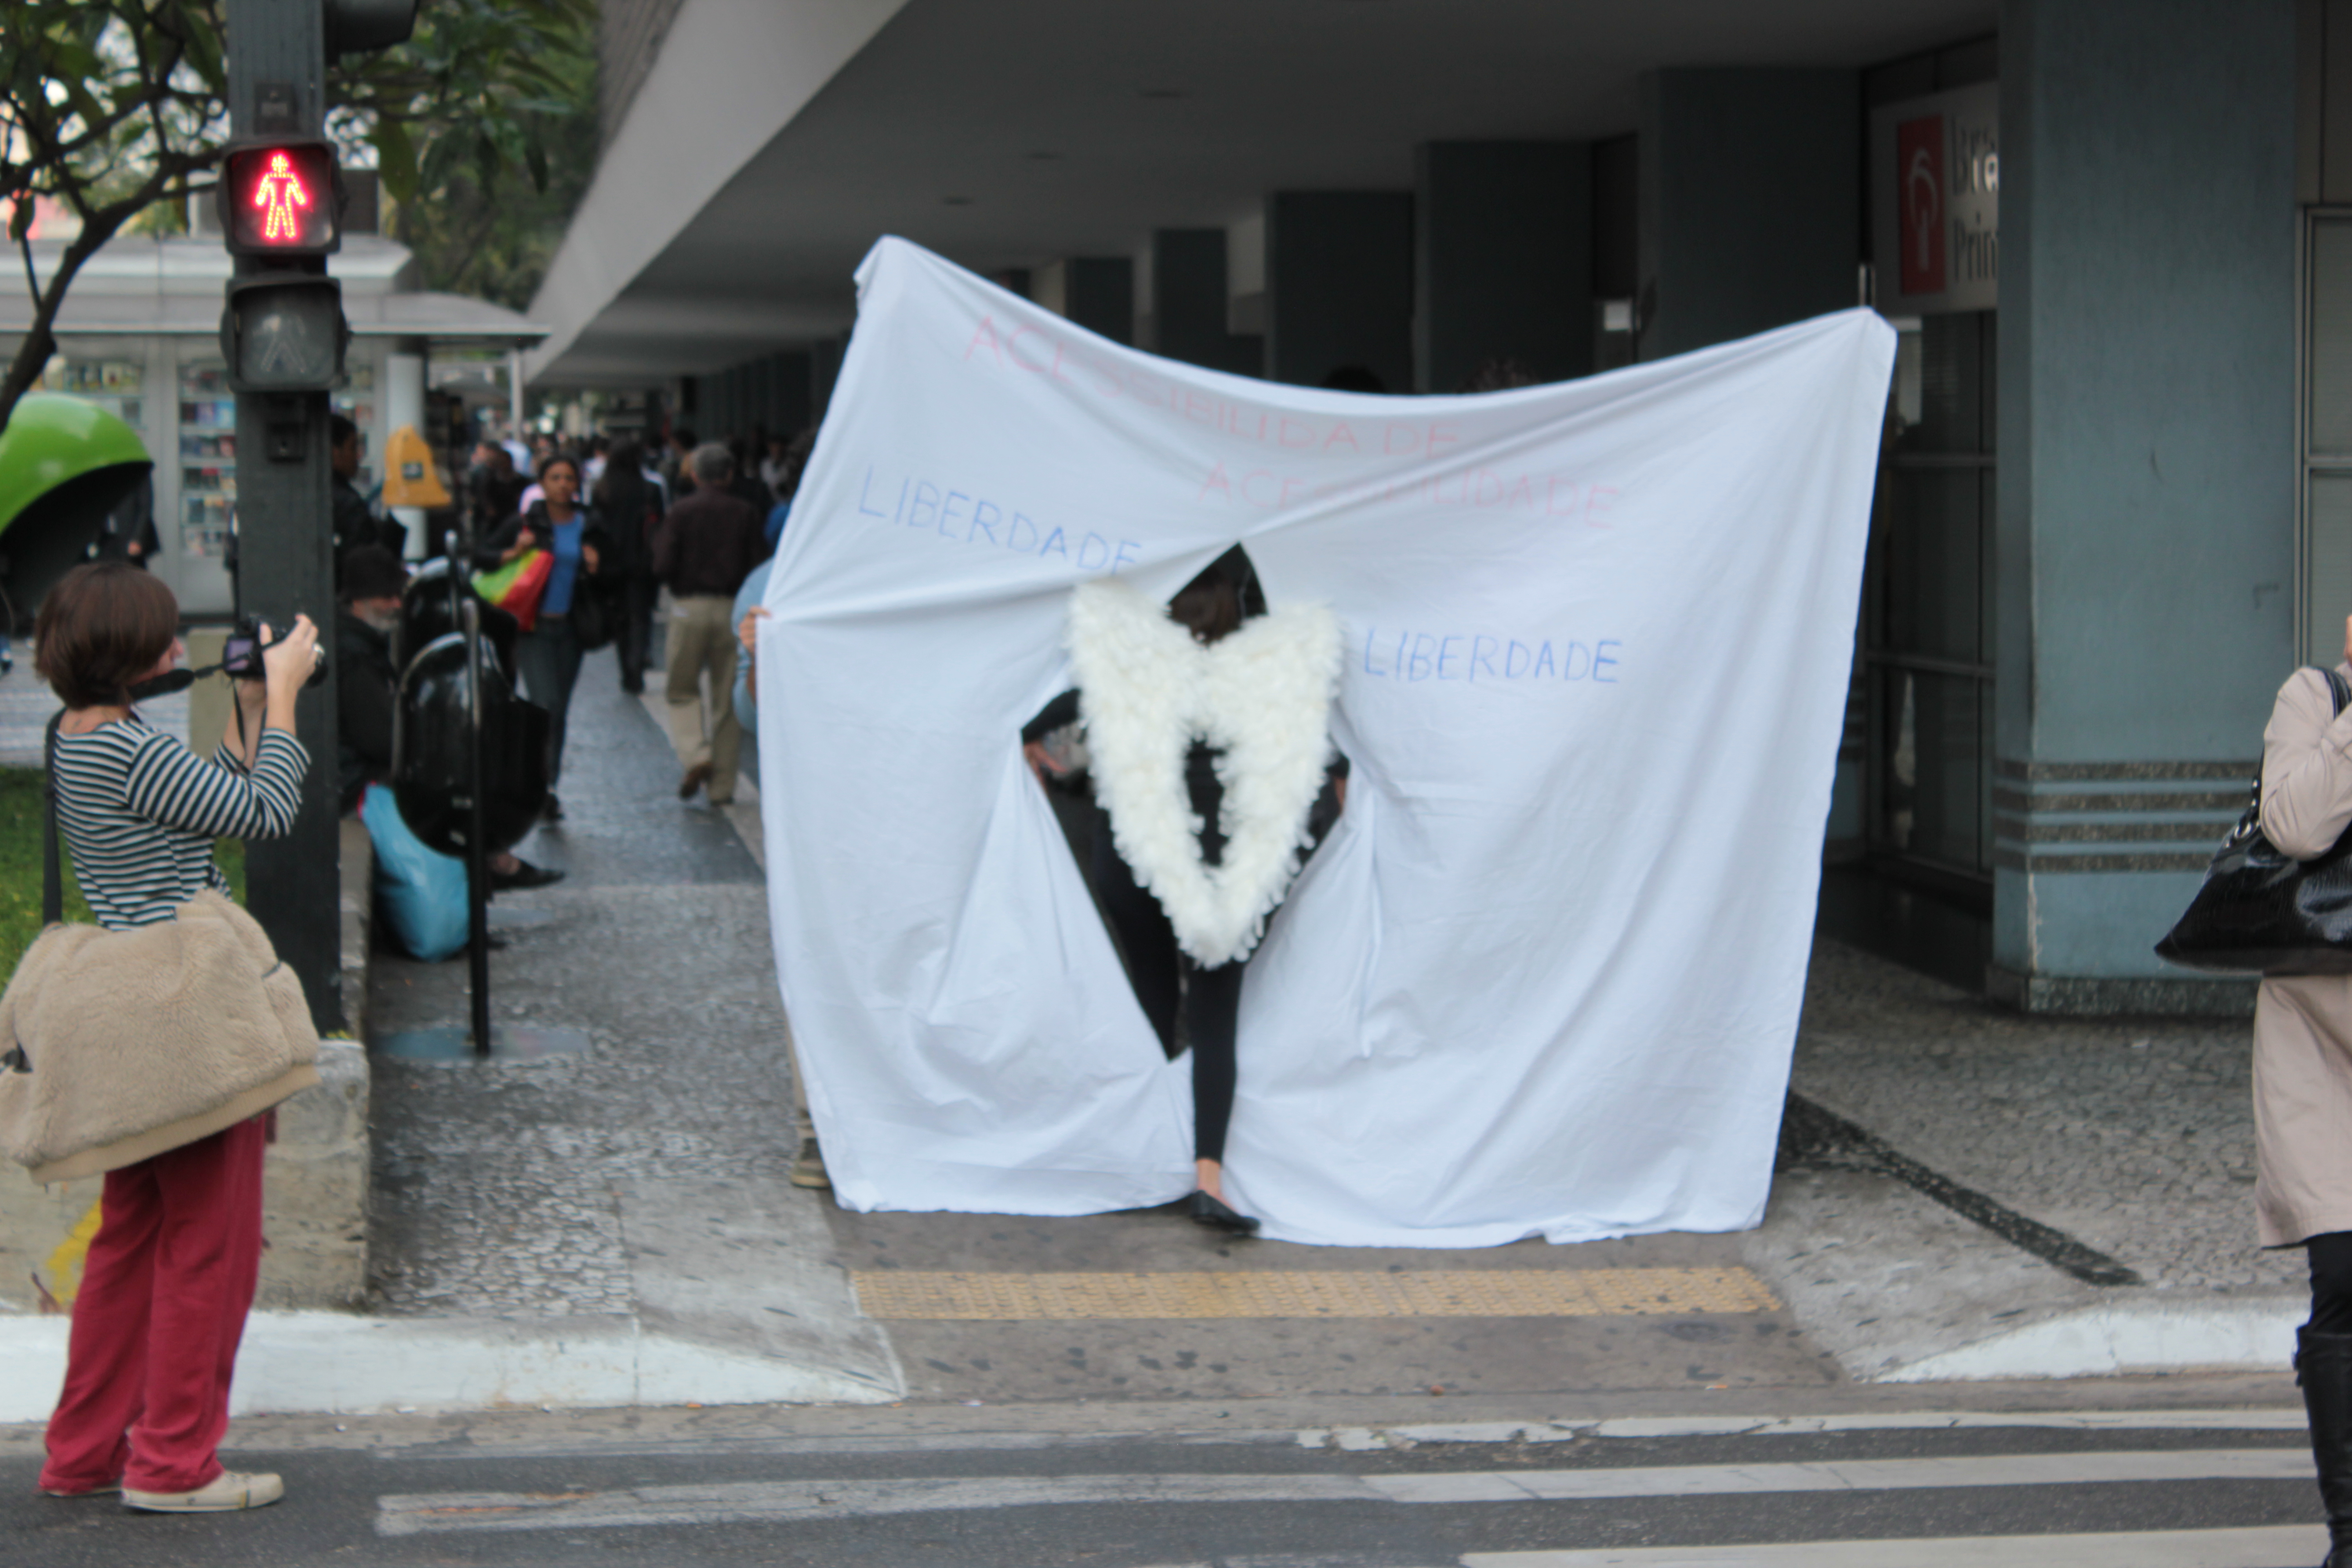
left=529, top=0, right=1995, bottom=385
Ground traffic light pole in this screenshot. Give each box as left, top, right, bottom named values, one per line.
left=225, top=0, right=344, bottom=1033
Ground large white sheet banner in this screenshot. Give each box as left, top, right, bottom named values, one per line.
left=759, top=237, right=1894, bottom=1248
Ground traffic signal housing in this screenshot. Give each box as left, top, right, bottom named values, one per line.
left=220, top=274, right=349, bottom=394
left=325, top=0, right=420, bottom=54
left=219, top=139, right=340, bottom=256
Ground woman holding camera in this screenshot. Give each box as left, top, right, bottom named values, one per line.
left=32, top=562, right=318, bottom=1514
left=479, top=452, right=612, bottom=821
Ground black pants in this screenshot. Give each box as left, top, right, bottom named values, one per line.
left=2312, top=1232, right=2352, bottom=1334
left=1089, top=799, right=1246, bottom=1165
left=514, top=614, right=583, bottom=788
left=617, top=575, right=658, bottom=691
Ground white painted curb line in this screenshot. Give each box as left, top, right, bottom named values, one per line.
left=0, top=1311, right=903, bottom=1422
left=1879, top=1299, right=2304, bottom=1382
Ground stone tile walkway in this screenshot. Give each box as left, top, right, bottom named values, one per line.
left=363, top=656, right=788, bottom=1318
left=1790, top=941, right=2287, bottom=1295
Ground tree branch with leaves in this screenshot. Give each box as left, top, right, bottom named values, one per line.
left=0, top=0, right=593, bottom=431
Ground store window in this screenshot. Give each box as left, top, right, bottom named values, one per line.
left=33, top=355, right=143, bottom=428
left=177, top=359, right=236, bottom=561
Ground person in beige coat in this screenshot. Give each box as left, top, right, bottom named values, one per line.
left=2254, top=614, right=2352, bottom=1568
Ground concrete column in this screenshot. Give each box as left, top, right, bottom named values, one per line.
left=1637, top=70, right=1860, bottom=360
left=1264, top=192, right=1413, bottom=389
left=771, top=350, right=814, bottom=434
left=1415, top=143, right=1593, bottom=392
left=1991, top=0, right=2298, bottom=1011
left=1151, top=229, right=1263, bottom=376
left=1065, top=258, right=1134, bottom=347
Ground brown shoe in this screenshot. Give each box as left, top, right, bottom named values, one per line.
left=678, top=761, right=712, bottom=799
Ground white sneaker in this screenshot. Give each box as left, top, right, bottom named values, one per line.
left=124, top=1470, right=285, bottom=1513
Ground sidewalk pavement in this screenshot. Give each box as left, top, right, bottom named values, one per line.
left=0, top=650, right=2308, bottom=1419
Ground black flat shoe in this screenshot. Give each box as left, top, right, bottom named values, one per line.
left=489, top=858, right=565, bottom=892
left=1188, top=1191, right=1259, bottom=1236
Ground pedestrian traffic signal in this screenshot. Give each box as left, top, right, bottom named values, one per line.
left=220, top=275, right=348, bottom=393
left=220, top=140, right=339, bottom=256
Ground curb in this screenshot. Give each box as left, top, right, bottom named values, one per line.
left=0, top=1310, right=905, bottom=1422
left=1877, top=1297, right=2304, bottom=1382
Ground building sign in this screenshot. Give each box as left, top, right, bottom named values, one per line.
left=1872, top=82, right=1998, bottom=315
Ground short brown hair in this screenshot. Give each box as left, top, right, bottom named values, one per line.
left=34, top=563, right=180, bottom=708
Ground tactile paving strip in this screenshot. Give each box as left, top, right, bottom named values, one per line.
left=849, top=1267, right=1781, bottom=1320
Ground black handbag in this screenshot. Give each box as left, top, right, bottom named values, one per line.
left=2156, top=667, right=2352, bottom=975
left=569, top=575, right=615, bottom=652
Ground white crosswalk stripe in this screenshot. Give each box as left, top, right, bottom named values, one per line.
left=375, top=1446, right=2315, bottom=1537
left=1372, top=1447, right=2309, bottom=1501
left=1461, top=1525, right=2329, bottom=1567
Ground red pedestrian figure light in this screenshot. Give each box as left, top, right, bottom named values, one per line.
left=254, top=152, right=310, bottom=243
left=221, top=142, right=336, bottom=255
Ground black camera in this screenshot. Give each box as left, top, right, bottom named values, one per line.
left=222, top=616, right=328, bottom=686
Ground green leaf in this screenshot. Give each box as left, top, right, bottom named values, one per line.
left=43, top=39, right=104, bottom=83
left=174, top=5, right=229, bottom=95
left=371, top=116, right=418, bottom=204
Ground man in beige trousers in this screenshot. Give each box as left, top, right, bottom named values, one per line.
left=650, top=444, right=765, bottom=805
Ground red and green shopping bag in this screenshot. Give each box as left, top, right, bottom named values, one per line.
left=471, top=549, right=553, bottom=632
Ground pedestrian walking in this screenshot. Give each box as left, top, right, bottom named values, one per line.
left=763, top=427, right=815, bottom=553
left=650, top=443, right=763, bottom=807
left=592, top=440, right=663, bottom=695
left=30, top=563, right=319, bottom=1514
left=661, top=425, right=698, bottom=498
left=2249, top=612, right=2352, bottom=1568
left=333, top=416, right=409, bottom=574
left=92, top=474, right=160, bottom=568
left=465, top=440, right=526, bottom=539
left=476, top=454, right=614, bottom=821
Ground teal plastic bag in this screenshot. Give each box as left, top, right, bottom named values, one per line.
left=362, top=783, right=468, bottom=961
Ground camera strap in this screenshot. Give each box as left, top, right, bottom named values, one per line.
left=126, top=668, right=199, bottom=701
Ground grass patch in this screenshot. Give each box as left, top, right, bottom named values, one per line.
left=0, top=766, right=247, bottom=978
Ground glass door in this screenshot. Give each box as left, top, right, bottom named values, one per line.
left=1866, top=310, right=1996, bottom=890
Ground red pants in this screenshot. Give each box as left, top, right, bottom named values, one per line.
left=39, top=1117, right=266, bottom=1496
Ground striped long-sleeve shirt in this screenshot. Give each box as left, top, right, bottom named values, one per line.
left=50, top=715, right=309, bottom=931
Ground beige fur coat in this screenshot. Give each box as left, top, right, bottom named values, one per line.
left=0, top=890, right=319, bottom=1184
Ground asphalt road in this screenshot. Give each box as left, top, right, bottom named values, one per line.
left=0, top=1401, right=2330, bottom=1567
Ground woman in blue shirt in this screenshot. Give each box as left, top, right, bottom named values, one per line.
left=480, top=454, right=613, bottom=820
